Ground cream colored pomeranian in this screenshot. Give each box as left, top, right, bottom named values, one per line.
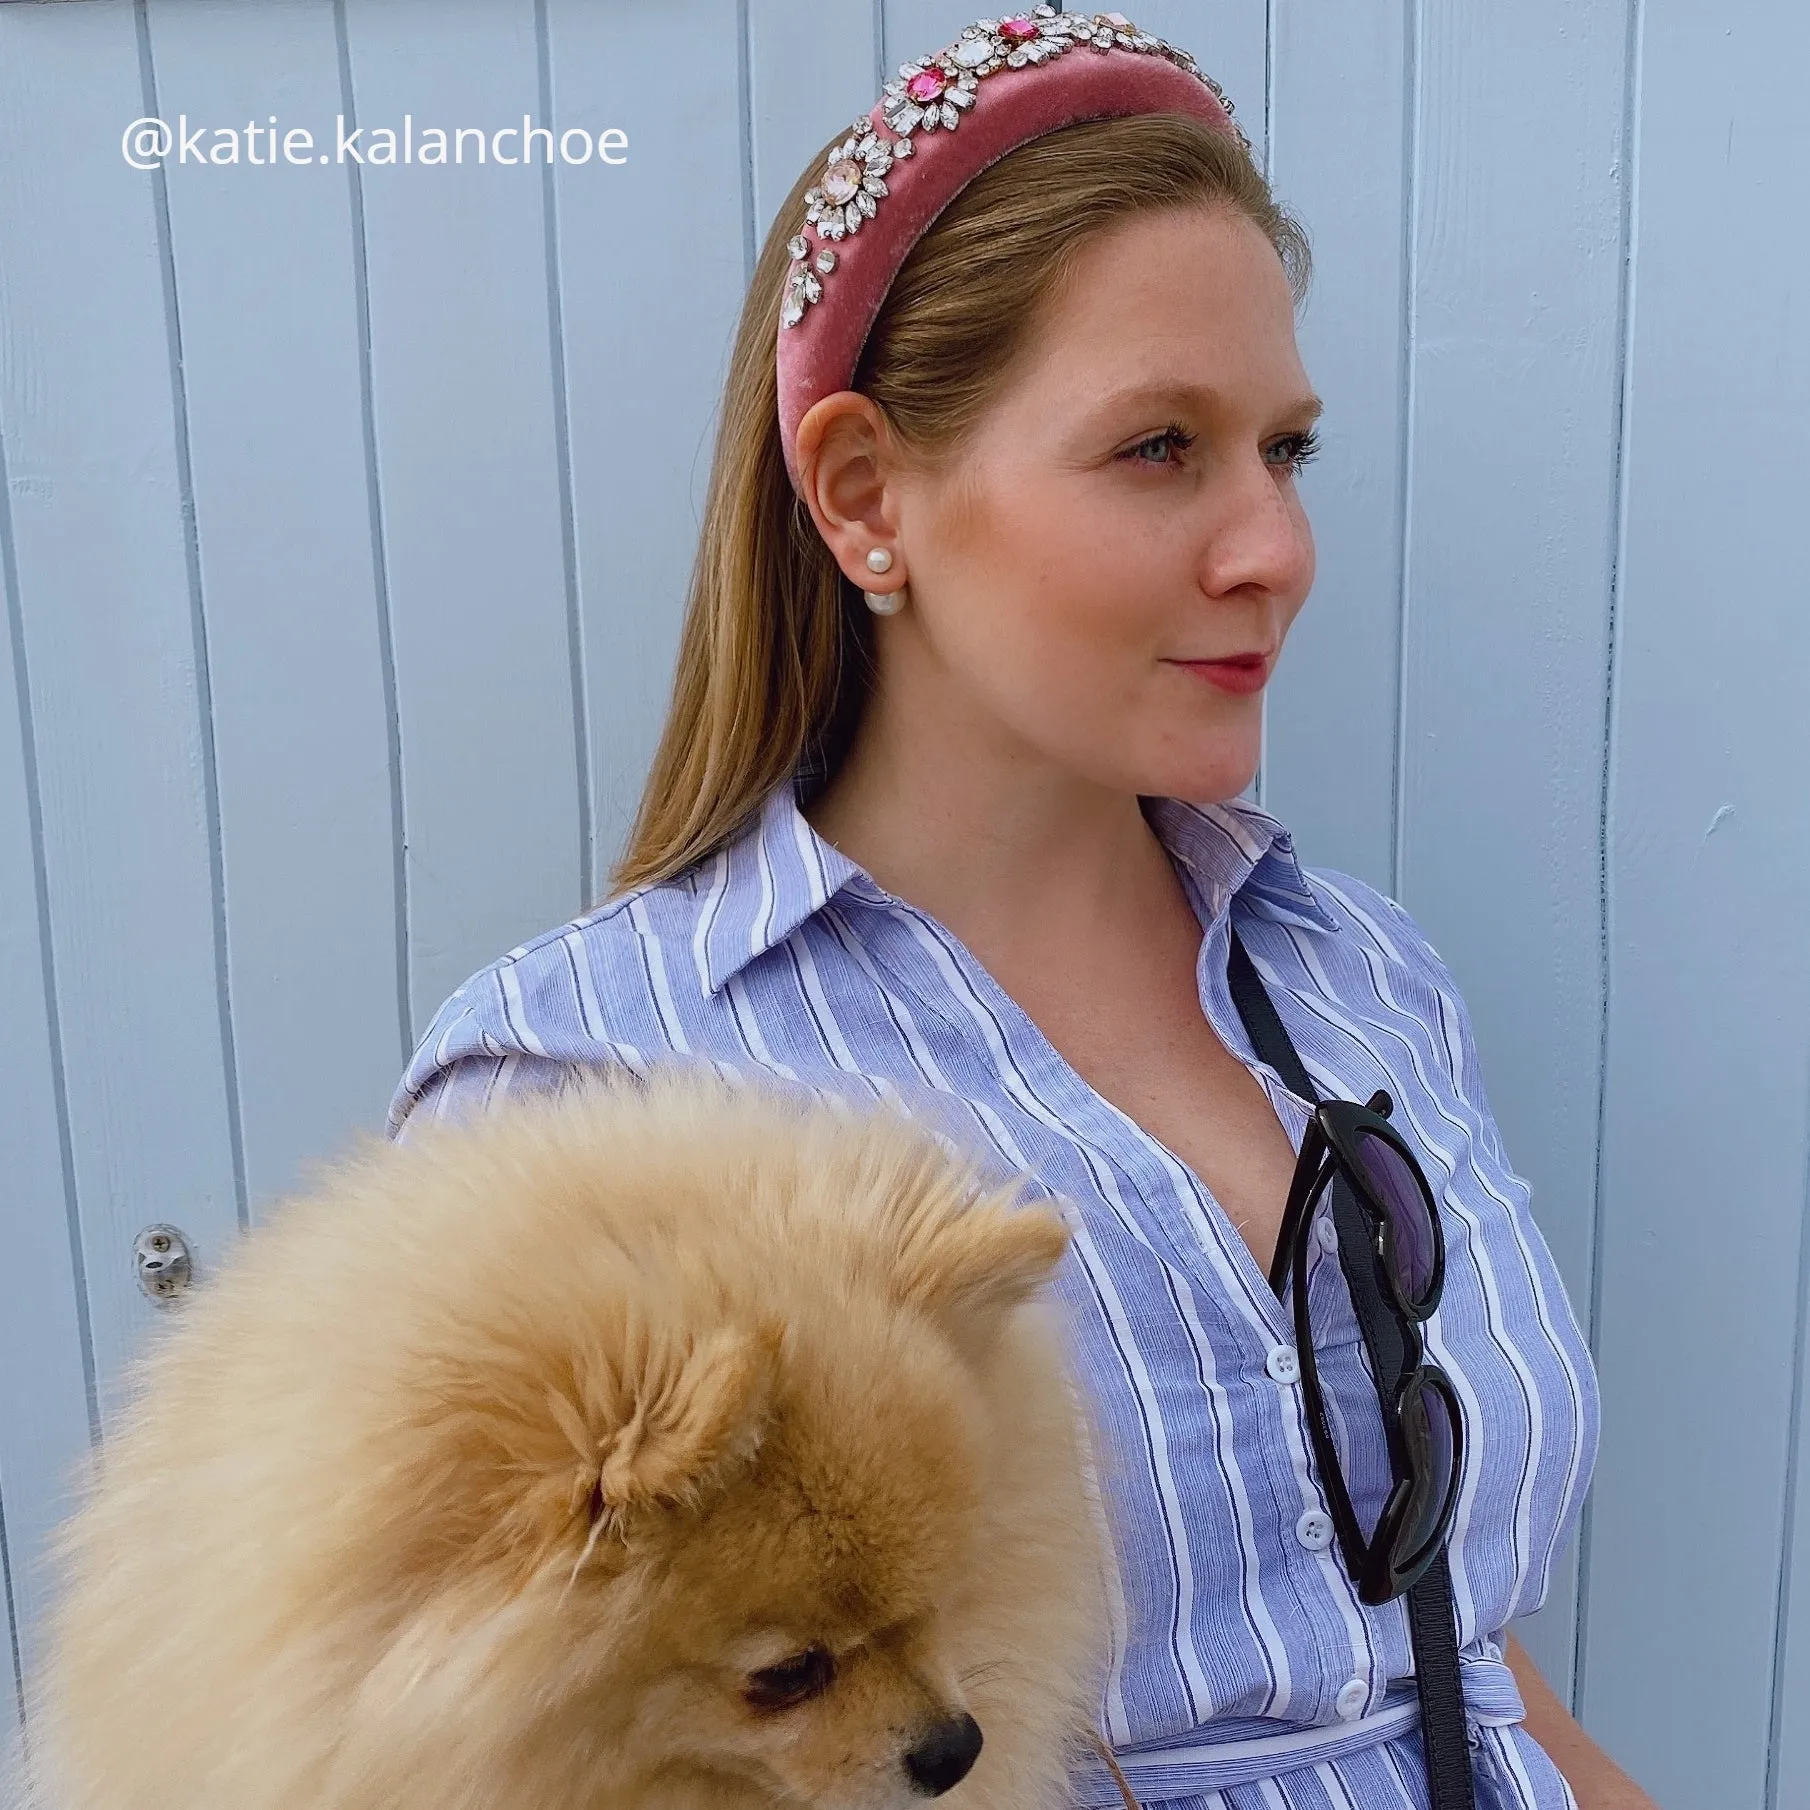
left=26, top=1065, right=1108, bottom=1810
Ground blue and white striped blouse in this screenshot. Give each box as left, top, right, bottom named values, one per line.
left=387, top=778, right=1598, bottom=1810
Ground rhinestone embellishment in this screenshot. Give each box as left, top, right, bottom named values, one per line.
left=781, top=8, right=1246, bottom=330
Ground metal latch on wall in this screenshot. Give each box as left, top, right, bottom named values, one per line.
left=134, top=1225, right=193, bottom=1303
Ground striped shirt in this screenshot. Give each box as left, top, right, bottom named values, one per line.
left=387, top=778, right=1597, bottom=1810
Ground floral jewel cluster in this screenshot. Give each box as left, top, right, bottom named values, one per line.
left=781, top=8, right=1245, bottom=329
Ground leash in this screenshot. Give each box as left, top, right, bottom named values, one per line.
left=1088, top=1731, right=1142, bottom=1810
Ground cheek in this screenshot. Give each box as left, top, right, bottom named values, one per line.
left=926, top=468, right=1162, bottom=672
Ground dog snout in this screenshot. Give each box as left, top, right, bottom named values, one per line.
left=902, top=1712, right=983, bottom=1796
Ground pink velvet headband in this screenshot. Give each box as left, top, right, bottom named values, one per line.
left=774, top=8, right=1246, bottom=493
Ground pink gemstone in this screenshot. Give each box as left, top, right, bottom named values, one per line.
left=821, top=158, right=861, bottom=204
left=905, top=67, right=948, bottom=102
left=999, top=16, right=1039, bottom=40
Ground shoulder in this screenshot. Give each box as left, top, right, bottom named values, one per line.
left=385, top=872, right=710, bottom=1138
left=1285, top=864, right=1507, bottom=1151
left=1301, top=864, right=1454, bottom=976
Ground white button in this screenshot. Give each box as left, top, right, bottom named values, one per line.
left=1335, top=1677, right=1369, bottom=1720
left=1316, top=1214, right=1340, bottom=1252
left=1265, top=1344, right=1301, bottom=1385
left=1295, top=1508, right=1335, bottom=1551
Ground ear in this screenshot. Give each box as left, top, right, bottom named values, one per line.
left=794, top=390, right=904, bottom=588
left=892, top=1190, right=1072, bottom=1337
left=560, top=1322, right=778, bottom=1523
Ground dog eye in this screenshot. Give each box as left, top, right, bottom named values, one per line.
left=744, top=1646, right=836, bottom=1711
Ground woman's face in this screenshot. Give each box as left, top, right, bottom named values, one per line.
left=884, top=203, right=1319, bottom=806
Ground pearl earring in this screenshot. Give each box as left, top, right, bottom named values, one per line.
left=865, top=546, right=893, bottom=574
left=863, top=587, right=905, bottom=616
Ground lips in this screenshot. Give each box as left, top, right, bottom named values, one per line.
left=1167, top=652, right=1274, bottom=697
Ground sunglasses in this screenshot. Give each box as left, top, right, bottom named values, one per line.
left=1267, top=1089, right=1465, bottom=1606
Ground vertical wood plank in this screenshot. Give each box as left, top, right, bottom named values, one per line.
left=1393, top=0, right=1630, bottom=1704
left=343, top=0, right=581, bottom=1030
left=545, top=0, right=752, bottom=880
left=2, top=1515, right=15, bottom=1739
left=749, top=4, right=880, bottom=247
left=146, top=0, right=405, bottom=1206
left=1260, top=0, right=1407, bottom=892
left=1586, top=1, right=1810, bottom=1801
left=0, top=427, right=93, bottom=1709
left=1775, top=1272, right=1810, bottom=1808
left=0, top=0, right=242, bottom=1422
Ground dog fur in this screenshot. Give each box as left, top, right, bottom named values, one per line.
left=24, top=1066, right=1107, bottom=1810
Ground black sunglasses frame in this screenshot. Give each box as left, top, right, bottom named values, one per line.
left=1267, top=1090, right=1466, bottom=1606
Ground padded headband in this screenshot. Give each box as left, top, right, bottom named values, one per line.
left=774, top=8, right=1245, bottom=493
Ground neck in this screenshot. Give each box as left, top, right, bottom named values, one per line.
left=802, top=669, right=1180, bottom=963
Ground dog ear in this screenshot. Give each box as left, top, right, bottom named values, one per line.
left=582, top=1322, right=777, bottom=1520
left=892, top=1191, right=1072, bottom=1335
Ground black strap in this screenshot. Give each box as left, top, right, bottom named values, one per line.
left=1228, top=922, right=1477, bottom=1810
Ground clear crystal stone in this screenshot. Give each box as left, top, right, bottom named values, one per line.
left=801, top=271, right=822, bottom=302
left=939, top=101, right=959, bottom=128
left=953, top=34, right=994, bottom=66
left=786, top=234, right=808, bottom=260
left=844, top=201, right=863, bottom=232
left=856, top=189, right=876, bottom=217
left=814, top=248, right=836, bottom=273
left=893, top=104, right=924, bottom=133
left=948, top=85, right=975, bottom=106
left=781, top=300, right=803, bottom=328
left=893, top=136, right=913, bottom=157
left=863, top=173, right=888, bottom=195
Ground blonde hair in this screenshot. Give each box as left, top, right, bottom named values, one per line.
left=608, top=111, right=1309, bottom=897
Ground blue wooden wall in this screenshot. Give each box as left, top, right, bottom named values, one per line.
left=1, top=2, right=1805, bottom=1802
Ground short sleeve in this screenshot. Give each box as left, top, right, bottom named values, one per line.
left=389, top=1048, right=580, bottom=1144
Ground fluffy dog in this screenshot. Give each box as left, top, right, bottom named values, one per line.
left=26, top=1066, right=1108, bottom=1810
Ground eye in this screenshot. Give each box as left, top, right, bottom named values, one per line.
left=1265, top=426, right=1322, bottom=474
left=744, top=1646, right=837, bottom=1712
left=1119, top=423, right=1196, bottom=467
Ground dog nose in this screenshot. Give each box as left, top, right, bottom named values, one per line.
left=903, top=1713, right=983, bottom=1795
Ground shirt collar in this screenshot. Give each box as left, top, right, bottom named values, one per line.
left=690, top=778, right=1338, bottom=998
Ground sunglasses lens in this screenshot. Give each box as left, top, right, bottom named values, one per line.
left=1353, top=1126, right=1438, bottom=1306
left=1397, top=1375, right=1460, bottom=1566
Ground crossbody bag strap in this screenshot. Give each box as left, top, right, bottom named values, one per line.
left=1226, top=921, right=1478, bottom=1810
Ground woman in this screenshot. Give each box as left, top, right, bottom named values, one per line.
left=388, top=12, right=1654, bottom=1808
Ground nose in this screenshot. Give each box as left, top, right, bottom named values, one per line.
left=903, top=1712, right=984, bottom=1796
left=1199, top=458, right=1314, bottom=606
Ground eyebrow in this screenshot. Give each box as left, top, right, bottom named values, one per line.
left=1091, top=382, right=1325, bottom=424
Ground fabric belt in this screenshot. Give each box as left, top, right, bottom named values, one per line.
left=1069, top=1653, right=1525, bottom=1807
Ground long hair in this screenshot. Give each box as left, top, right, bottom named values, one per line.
left=608, top=111, right=1309, bottom=898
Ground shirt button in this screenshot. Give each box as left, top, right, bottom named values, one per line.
left=1265, top=1344, right=1301, bottom=1385
left=1335, top=1677, right=1369, bottom=1720
left=1295, top=1508, right=1335, bottom=1551
left=1317, top=1214, right=1340, bottom=1252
